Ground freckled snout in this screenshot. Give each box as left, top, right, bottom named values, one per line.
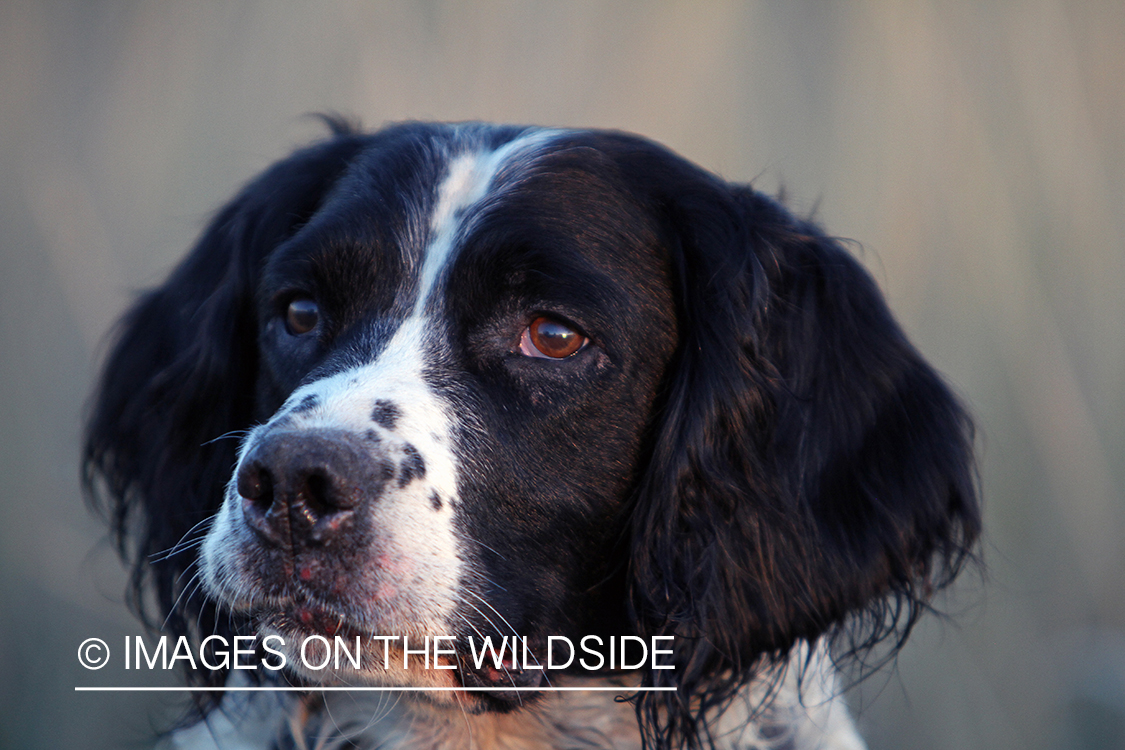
left=237, top=428, right=392, bottom=549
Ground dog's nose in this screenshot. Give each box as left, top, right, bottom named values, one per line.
left=236, top=429, right=390, bottom=548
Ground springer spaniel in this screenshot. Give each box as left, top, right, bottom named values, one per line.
left=85, top=120, right=979, bottom=750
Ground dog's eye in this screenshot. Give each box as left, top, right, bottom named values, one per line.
left=520, top=316, right=587, bottom=359
left=285, top=297, right=320, bottom=335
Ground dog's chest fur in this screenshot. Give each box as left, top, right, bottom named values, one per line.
left=165, top=651, right=867, bottom=750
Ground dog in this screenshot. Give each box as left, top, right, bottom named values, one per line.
left=84, top=120, right=979, bottom=750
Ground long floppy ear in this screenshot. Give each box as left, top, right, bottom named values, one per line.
left=83, top=122, right=365, bottom=681
left=628, top=177, right=979, bottom=745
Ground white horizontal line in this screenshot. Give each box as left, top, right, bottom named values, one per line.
left=75, top=686, right=675, bottom=692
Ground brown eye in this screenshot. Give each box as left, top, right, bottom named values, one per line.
left=285, top=297, right=320, bottom=335
left=520, top=316, right=587, bottom=359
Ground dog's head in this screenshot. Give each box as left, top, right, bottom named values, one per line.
left=85, top=120, right=978, bottom=746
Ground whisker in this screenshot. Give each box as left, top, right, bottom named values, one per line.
left=149, top=515, right=215, bottom=562
left=161, top=568, right=202, bottom=632
left=201, top=429, right=252, bottom=447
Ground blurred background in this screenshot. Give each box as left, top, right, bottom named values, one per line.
left=1, top=1, right=1123, bottom=748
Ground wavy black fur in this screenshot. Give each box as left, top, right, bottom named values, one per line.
left=618, top=166, right=978, bottom=747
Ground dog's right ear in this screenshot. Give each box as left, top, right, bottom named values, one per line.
left=83, top=124, right=365, bottom=661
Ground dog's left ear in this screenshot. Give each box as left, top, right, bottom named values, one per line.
left=82, top=123, right=366, bottom=659
left=624, top=156, right=979, bottom=739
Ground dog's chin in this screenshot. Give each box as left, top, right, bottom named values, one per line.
left=252, top=606, right=547, bottom=711
left=259, top=599, right=367, bottom=639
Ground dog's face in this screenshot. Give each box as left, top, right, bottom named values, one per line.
left=86, top=121, right=979, bottom=738
left=201, top=126, right=679, bottom=693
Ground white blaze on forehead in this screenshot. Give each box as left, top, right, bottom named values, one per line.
left=414, top=129, right=557, bottom=315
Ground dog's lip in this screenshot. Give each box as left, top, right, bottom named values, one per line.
left=292, top=604, right=350, bottom=637
left=455, top=653, right=545, bottom=699
left=453, top=636, right=549, bottom=699
left=258, top=596, right=366, bottom=640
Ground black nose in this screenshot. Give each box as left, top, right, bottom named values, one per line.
left=237, top=428, right=391, bottom=548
